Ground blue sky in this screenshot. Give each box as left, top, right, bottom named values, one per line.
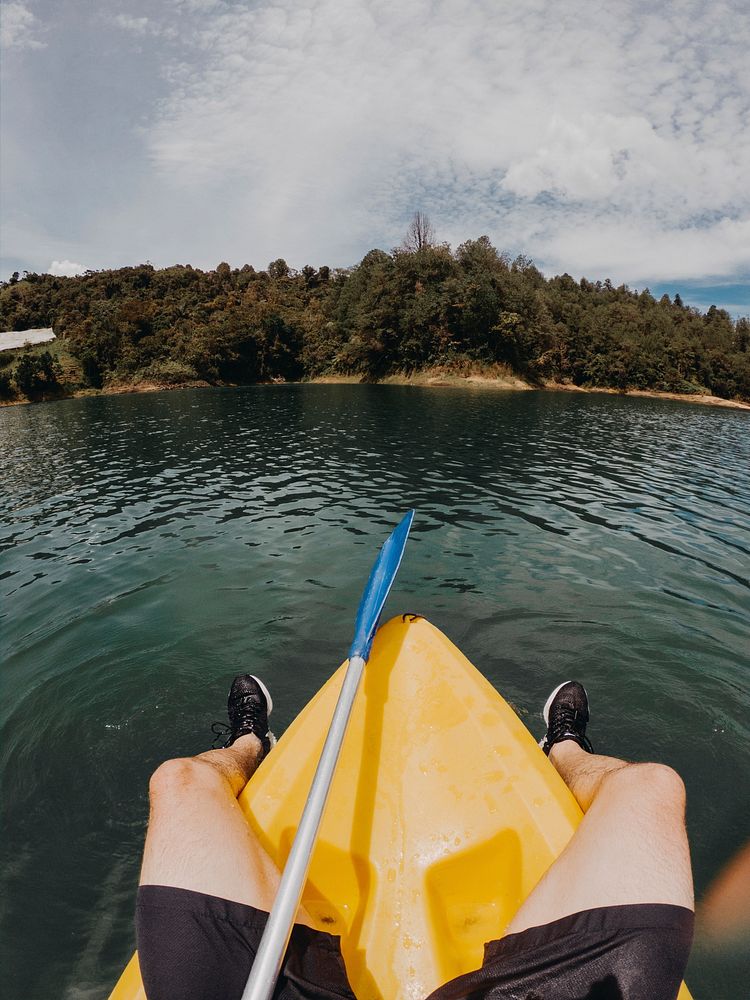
left=1, top=0, right=749, bottom=316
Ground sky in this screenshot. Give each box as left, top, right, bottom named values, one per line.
left=1, top=0, right=749, bottom=316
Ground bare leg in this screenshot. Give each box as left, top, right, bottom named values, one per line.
left=139, top=733, right=312, bottom=924
left=697, top=839, right=750, bottom=945
left=505, top=741, right=694, bottom=935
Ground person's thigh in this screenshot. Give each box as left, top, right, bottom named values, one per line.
left=506, top=762, right=693, bottom=936
left=138, top=757, right=294, bottom=918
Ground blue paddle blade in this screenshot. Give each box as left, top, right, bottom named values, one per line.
left=348, top=510, right=415, bottom=661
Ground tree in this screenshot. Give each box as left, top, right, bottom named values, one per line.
left=1, top=246, right=748, bottom=402
left=268, top=259, right=290, bottom=279
left=301, top=265, right=318, bottom=288
left=401, top=212, right=435, bottom=253
left=14, top=351, right=60, bottom=397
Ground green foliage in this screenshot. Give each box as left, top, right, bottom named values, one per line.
left=134, top=359, right=199, bottom=385
left=1, top=247, right=748, bottom=403
left=12, top=350, right=61, bottom=398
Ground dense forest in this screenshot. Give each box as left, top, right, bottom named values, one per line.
left=1, top=230, right=749, bottom=403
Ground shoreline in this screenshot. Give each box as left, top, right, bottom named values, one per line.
left=304, top=371, right=750, bottom=410
left=2, top=372, right=749, bottom=412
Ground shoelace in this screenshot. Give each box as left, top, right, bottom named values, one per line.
left=548, top=706, right=593, bottom=752
left=211, top=721, right=232, bottom=748
left=212, top=693, right=267, bottom=748
left=231, top=692, right=264, bottom=728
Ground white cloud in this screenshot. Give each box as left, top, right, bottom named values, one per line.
left=543, top=216, right=750, bottom=285
left=113, top=14, right=150, bottom=36
left=3, top=0, right=749, bottom=293
left=133, top=0, right=750, bottom=283
left=111, top=13, right=177, bottom=39
left=0, top=1, right=45, bottom=50
left=48, top=259, right=87, bottom=277
left=170, top=0, right=224, bottom=11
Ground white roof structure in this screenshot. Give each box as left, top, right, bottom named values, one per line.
left=0, top=328, right=56, bottom=351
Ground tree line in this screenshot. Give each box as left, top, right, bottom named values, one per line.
left=1, top=233, right=748, bottom=402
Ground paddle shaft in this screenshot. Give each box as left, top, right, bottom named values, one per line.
left=241, top=510, right=414, bottom=999
left=241, top=653, right=366, bottom=1000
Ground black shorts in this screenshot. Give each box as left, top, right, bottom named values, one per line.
left=136, top=885, right=694, bottom=1000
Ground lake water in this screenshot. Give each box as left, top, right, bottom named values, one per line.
left=1, top=385, right=749, bottom=999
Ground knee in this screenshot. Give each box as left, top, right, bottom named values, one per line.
left=638, top=763, right=686, bottom=805
left=148, top=757, right=220, bottom=802
left=611, top=762, right=686, bottom=808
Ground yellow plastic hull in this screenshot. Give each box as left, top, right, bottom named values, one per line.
left=110, top=615, right=692, bottom=999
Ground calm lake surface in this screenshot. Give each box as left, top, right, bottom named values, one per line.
left=1, top=385, right=749, bottom=999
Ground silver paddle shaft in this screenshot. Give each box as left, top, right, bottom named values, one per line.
left=241, top=654, right=366, bottom=1000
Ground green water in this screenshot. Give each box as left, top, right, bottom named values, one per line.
left=1, top=385, right=749, bottom=999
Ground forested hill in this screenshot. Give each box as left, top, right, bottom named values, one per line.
left=1, top=237, right=749, bottom=403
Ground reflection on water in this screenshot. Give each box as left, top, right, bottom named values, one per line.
left=1, top=385, right=749, bottom=999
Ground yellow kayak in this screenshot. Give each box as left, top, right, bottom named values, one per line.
left=110, top=615, right=692, bottom=1000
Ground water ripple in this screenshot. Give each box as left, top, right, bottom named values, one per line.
left=1, top=386, right=749, bottom=1000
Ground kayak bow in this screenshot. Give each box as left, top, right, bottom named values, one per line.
left=109, top=616, right=692, bottom=1000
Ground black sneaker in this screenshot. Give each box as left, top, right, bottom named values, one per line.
left=213, top=674, right=276, bottom=756
left=539, top=681, right=594, bottom=756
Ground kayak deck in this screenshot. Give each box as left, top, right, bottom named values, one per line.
left=110, top=615, right=692, bottom=999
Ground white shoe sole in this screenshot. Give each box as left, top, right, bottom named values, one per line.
left=249, top=674, right=273, bottom=716
left=248, top=675, right=276, bottom=748
left=543, top=680, right=573, bottom=725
